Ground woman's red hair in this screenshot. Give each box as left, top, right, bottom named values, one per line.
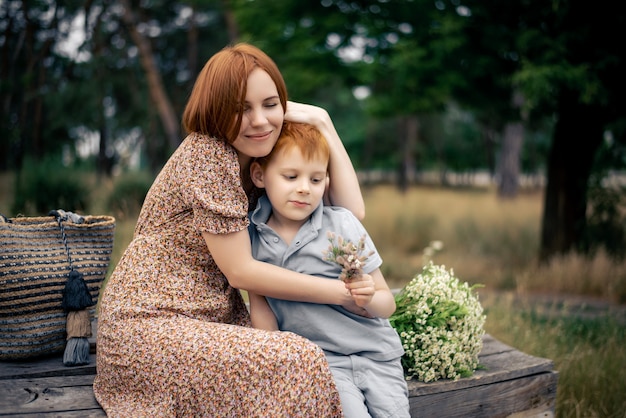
left=182, top=43, right=288, bottom=143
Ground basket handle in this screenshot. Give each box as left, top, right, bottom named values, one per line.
left=49, top=210, right=85, bottom=272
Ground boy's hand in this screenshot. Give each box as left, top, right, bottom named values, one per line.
left=345, top=274, right=375, bottom=308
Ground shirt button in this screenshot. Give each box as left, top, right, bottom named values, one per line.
left=295, top=241, right=301, bottom=246
left=273, top=237, right=279, bottom=243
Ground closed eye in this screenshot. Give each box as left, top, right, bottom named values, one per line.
left=264, top=97, right=281, bottom=108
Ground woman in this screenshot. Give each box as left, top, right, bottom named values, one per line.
left=94, top=43, right=365, bottom=416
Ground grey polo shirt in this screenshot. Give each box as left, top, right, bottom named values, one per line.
left=249, top=195, right=404, bottom=361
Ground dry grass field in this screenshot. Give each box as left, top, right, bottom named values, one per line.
left=361, top=184, right=625, bottom=303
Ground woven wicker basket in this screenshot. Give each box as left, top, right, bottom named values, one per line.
left=0, top=213, right=115, bottom=360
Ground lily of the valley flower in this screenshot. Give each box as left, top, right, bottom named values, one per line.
left=389, top=262, right=486, bottom=382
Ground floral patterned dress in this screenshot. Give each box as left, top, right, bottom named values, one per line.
left=93, top=133, right=343, bottom=417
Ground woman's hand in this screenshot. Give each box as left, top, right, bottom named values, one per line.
left=341, top=299, right=375, bottom=318
left=284, top=101, right=330, bottom=127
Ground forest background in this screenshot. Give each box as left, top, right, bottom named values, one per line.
left=2, top=0, right=626, bottom=263
left=1, top=1, right=626, bottom=416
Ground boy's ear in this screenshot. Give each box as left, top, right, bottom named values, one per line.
left=250, top=161, right=265, bottom=188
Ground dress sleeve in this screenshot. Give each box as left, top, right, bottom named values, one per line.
left=179, top=135, right=250, bottom=235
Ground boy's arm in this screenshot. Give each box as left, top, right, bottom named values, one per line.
left=248, top=291, right=279, bottom=331
left=346, top=268, right=396, bottom=319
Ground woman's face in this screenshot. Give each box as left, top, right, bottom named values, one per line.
left=232, top=68, right=284, bottom=160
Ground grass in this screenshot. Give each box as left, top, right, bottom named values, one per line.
left=2, top=170, right=625, bottom=417
left=362, top=185, right=625, bottom=303
left=361, top=185, right=544, bottom=290
left=481, top=292, right=626, bottom=418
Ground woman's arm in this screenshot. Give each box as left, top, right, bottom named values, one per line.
left=248, top=291, right=279, bottom=330
left=284, top=101, right=365, bottom=220
left=204, top=229, right=354, bottom=305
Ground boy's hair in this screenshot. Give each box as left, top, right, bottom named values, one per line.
left=256, top=121, right=330, bottom=169
left=182, top=43, right=288, bottom=143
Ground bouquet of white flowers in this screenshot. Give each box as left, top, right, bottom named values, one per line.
left=389, top=261, right=486, bottom=382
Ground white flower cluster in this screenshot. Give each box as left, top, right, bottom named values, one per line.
left=390, top=262, right=486, bottom=382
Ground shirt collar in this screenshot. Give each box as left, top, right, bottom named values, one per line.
left=250, top=194, right=324, bottom=232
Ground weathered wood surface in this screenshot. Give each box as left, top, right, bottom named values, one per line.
left=408, top=334, right=555, bottom=395
left=407, top=335, right=558, bottom=417
left=0, top=374, right=104, bottom=417
left=0, top=328, right=557, bottom=417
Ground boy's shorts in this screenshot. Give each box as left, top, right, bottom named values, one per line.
left=326, top=352, right=410, bottom=418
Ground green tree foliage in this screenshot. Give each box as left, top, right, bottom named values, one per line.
left=12, top=156, right=89, bottom=215
left=234, top=0, right=483, bottom=187
left=0, top=0, right=231, bottom=174
left=1, top=0, right=624, bottom=261
left=1, top=0, right=86, bottom=170
left=107, top=171, right=153, bottom=219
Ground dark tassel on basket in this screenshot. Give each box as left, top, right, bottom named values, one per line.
left=62, top=270, right=94, bottom=311
left=62, top=270, right=95, bottom=366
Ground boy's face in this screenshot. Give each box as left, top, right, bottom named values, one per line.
left=252, top=147, right=328, bottom=226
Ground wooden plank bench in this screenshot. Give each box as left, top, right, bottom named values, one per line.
left=0, top=322, right=557, bottom=417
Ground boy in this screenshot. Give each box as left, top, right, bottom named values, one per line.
left=248, top=121, right=410, bottom=418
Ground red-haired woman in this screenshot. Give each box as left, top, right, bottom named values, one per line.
left=94, top=43, right=364, bottom=417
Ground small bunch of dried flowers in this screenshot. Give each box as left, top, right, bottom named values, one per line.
left=323, top=231, right=374, bottom=282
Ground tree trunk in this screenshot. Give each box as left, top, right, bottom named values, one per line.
left=91, top=7, right=110, bottom=180
left=20, top=3, right=56, bottom=162
left=497, top=121, right=523, bottom=198
left=221, top=0, right=240, bottom=42
left=498, top=91, right=526, bottom=198
left=119, top=0, right=180, bottom=151
left=539, top=92, right=605, bottom=263
left=187, top=6, right=199, bottom=83
left=361, top=119, right=375, bottom=186
left=397, top=115, right=418, bottom=193
left=481, top=125, right=498, bottom=178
